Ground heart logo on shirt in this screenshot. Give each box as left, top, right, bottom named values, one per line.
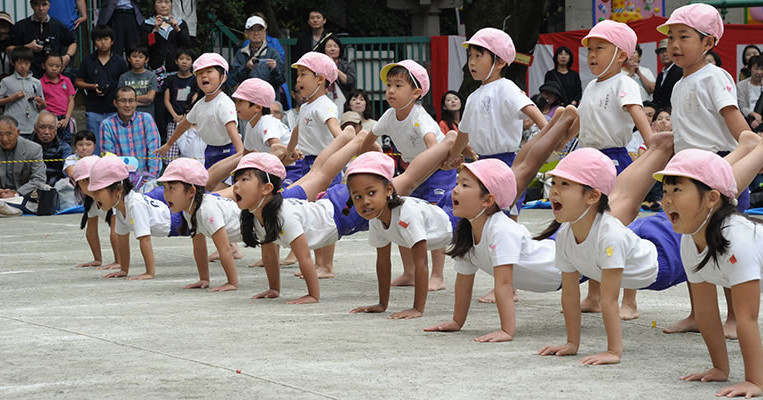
left=729, top=255, right=737, bottom=264
left=619, top=91, right=627, bottom=97
left=725, top=85, right=732, bottom=92
left=209, top=217, right=214, bottom=224
left=398, top=220, right=409, bottom=228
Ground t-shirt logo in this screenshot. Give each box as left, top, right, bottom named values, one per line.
left=605, top=246, right=614, bottom=257
left=619, top=91, right=627, bottom=98
left=209, top=217, right=215, bottom=224
left=303, top=117, right=313, bottom=126
left=263, top=129, right=268, bottom=135
left=729, top=255, right=737, bottom=264
left=489, top=244, right=497, bottom=249
left=398, top=220, right=409, bottom=228
left=130, top=218, right=134, bottom=225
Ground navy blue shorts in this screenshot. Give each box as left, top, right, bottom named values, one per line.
left=204, top=143, right=236, bottom=169
left=282, top=185, right=307, bottom=200
left=143, top=186, right=186, bottom=237
left=717, top=151, right=750, bottom=211
left=284, top=160, right=303, bottom=188
left=410, top=168, right=456, bottom=204
left=322, top=185, right=368, bottom=238
left=600, top=147, right=632, bottom=175
left=302, top=155, right=342, bottom=188
left=629, top=213, right=686, bottom=291
left=479, top=151, right=526, bottom=213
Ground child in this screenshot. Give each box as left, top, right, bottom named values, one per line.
left=655, top=137, right=763, bottom=398
left=358, top=59, right=454, bottom=291
left=88, top=155, right=183, bottom=280
left=656, top=3, right=751, bottom=336
left=118, top=45, right=159, bottom=116
left=537, top=136, right=688, bottom=366
left=163, top=48, right=199, bottom=163
left=159, top=158, right=240, bottom=292
left=40, top=53, right=75, bottom=146
left=75, top=25, right=129, bottom=154
left=0, top=47, right=46, bottom=139
left=157, top=53, right=243, bottom=169
left=64, top=130, right=98, bottom=179
left=70, top=155, right=120, bottom=270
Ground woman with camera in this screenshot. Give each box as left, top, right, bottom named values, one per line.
left=139, top=0, right=191, bottom=74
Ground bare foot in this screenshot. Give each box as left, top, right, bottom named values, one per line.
left=513, top=288, right=519, bottom=303
left=294, top=269, right=303, bottom=278
left=428, top=277, right=445, bottom=291
left=230, top=243, right=242, bottom=260
left=662, top=317, right=699, bottom=334
left=249, top=259, right=264, bottom=268
left=477, top=289, right=496, bottom=303
left=580, top=297, right=601, bottom=313
left=391, top=274, right=415, bottom=287
left=316, top=266, right=335, bottom=279
left=619, top=303, right=639, bottom=321
left=208, top=250, right=220, bottom=262
left=723, top=319, right=737, bottom=340
left=281, top=252, right=297, bottom=265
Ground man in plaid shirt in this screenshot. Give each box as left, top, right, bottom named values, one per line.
left=99, top=86, right=161, bottom=177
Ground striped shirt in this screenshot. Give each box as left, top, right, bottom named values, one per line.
left=100, top=112, right=161, bottom=176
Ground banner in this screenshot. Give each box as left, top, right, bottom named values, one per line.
left=593, top=0, right=665, bottom=24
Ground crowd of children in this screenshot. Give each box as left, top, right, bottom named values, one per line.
left=6, top=3, right=763, bottom=398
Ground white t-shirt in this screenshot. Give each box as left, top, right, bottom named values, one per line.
left=458, top=79, right=533, bottom=155
left=243, top=115, right=292, bottom=153
left=372, top=105, right=443, bottom=162
left=621, top=68, right=655, bottom=102
left=253, top=197, right=338, bottom=249
left=63, top=154, right=79, bottom=174
left=555, top=212, right=658, bottom=289
left=681, top=215, right=763, bottom=288
left=182, top=194, right=241, bottom=242
left=87, top=202, right=110, bottom=220
left=185, top=92, right=239, bottom=146
left=114, top=191, right=171, bottom=238
left=367, top=197, right=452, bottom=250
left=578, top=74, right=642, bottom=149
left=297, top=95, right=338, bottom=156
left=284, top=108, right=299, bottom=131
left=671, top=64, right=739, bottom=153
left=626, top=130, right=646, bottom=153
left=453, top=212, right=561, bottom=292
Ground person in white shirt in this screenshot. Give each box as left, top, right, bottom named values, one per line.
left=736, top=55, right=763, bottom=130
left=655, top=134, right=763, bottom=399
left=621, top=44, right=655, bottom=101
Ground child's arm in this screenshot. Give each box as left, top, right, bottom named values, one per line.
left=389, top=240, right=428, bottom=319
left=627, top=104, right=653, bottom=148
left=359, top=128, right=381, bottom=154
left=107, top=216, right=121, bottom=269
left=205, top=152, right=244, bottom=191
left=579, top=269, right=623, bottom=365
left=475, top=265, right=515, bottom=343
left=0, top=91, right=25, bottom=105
left=62, top=94, right=75, bottom=128
left=522, top=104, right=548, bottom=131
left=423, top=132, right=437, bottom=149
left=127, top=235, right=155, bottom=280
left=103, top=234, right=131, bottom=278
left=538, top=271, right=581, bottom=356
left=424, top=272, right=475, bottom=333
left=253, top=242, right=281, bottom=299
left=225, top=121, right=244, bottom=154
left=680, top=282, right=730, bottom=382
left=164, top=89, right=181, bottom=122
left=444, top=130, right=470, bottom=169
left=185, top=233, right=211, bottom=289
left=350, top=244, right=392, bottom=313
left=76, top=217, right=102, bottom=267
left=325, top=117, right=342, bottom=138
left=288, top=234, right=321, bottom=304
left=75, top=77, right=99, bottom=91
left=137, top=90, right=156, bottom=106
left=721, top=105, right=749, bottom=142
left=209, top=228, right=238, bottom=292
left=156, top=118, right=191, bottom=155
left=716, top=280, right=763, bottom=398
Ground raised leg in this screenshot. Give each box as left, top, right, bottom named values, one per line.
left=296, top=129, right=366, bottom=201
left=393, top=131, right=457, bottom=196
left=726, top=131, right=763, bottom=195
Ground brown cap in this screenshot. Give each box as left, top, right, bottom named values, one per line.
left=340, top=111, right=362, bottom=126
left=655, top=39, right=668, bottom=53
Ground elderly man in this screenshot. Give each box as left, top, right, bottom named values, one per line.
left=33, top=111, right=71, bottom=186
left=100, top=86, right=160, bottom=177
left=0, top=115, right=46, bottom=217
left=230, top=16, right=285, bottom=89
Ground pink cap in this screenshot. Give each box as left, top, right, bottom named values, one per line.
left=291, top=52, right=338, bottom=83
left=346, top=152, right=395, bottom=182
left=193, top=53, right=229, bottom=74
left=462, top=159, right=517, bottom=210
left=232, top=78, right=276, bottom=107
left=380, top=59, right=430, bottom=96
left=653, top=149, right=737, bottom=199
left=88, top=155, right=129, bottom=192
left=232, top=152, right=286, bottom=180
left=71, top=155, right=100, bottom=182
left=548, top=148, right=617, bottom=196
left=463, top=27, right=516, bottom=65
left=158, top=158, right=209, bottom=186
left=658, top=4, right=724, bottom=45
left=582, top=19, right=637, bottom=57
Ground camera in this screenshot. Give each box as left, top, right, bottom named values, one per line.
left=162, top=17, right=171, bottom=22
left=36, top=36, right=54, bottom=54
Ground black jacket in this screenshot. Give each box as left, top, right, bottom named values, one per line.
left=652, top=64, right=683, bottom=109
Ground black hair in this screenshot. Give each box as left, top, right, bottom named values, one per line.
left=707, top=50, right=723, bottom=67
left=75, top=183, right=113, bottom=230
left=342, top=174, right=404, bottom=216
left=531, top=93, right=548, bottom=111
left=742, top=45, right=761, bottom=66
left=238, top=98, right=271, bottom=115
left=127, top=45, right=150, bottom=59
left=386, top=65, right=422, bottom=95
left=468, top=44, right=510, bottom=77
left=43, top=52, right=63, bottom=63
left=642, top=100, right=656, bottom=110
left=440, top=90, right=465, bottom=131
left=307, top=9, right=326, bottom=19
left=318, top=34, right=344, bottom=59
left=446, top=179, right=500, bottom=259
left=343, top=89, right=374, bottom=120
left=10, top=47, right=33, bottom=64
left=106, top=177, right=134, bottom=195
left=652, top=107, right=671, bottom=123
left=748, top=55, right=763, bottom=70
left=236, top=168, right=283, bottom=247
left=534, top=185, right=610, bottom=241
left=174, top=183, right=205, bottom=236
left=116, top=85, right=137, bottom=98
left=634, top=44, right=642, bottom=58
left=91, top=24, right=114, bottom=41
left=553, top=46, right=574, bottom=68
left=175, top=47, right=196, bottom=61
left=73, top=130, right=97, bottom=146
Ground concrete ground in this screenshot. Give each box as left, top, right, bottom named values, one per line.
left=0, top=210, right=755, bottom=399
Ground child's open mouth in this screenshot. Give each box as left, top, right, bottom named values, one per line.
left=234, top=193, right=242, bottom=203
left=668, top=211, right=680, bottom=224
left=552, top=201, right=562, bottom=213
left=167, top=201, right=174, bottom=209
left=96, top=201, right=103, bottom=208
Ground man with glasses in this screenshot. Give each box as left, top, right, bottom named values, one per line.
left=0, top=115, right=45, bottom=217
left=32, top=111, right=71, bottom=186
left=230, top=16, right=285, bottom=90
left=100, top=86, right=161, bottom=177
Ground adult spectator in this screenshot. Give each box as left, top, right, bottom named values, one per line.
left=6, top=0, right=77, bottom=78
left=172, top=0, right=197, bottom=43
left=739, top=45, right=761, bottom=82
left=621, top=44, right=655, bottom=101
left=438, top=90, right=462, bottom=133
left=0, top=12, right=14, bottom=80
left=32, top=111, right=71, bottom=186
left=49, top=0, right=87, bottom=31
left=270, top=101, right=284, bottom=121
left=293, top=9, right=329, bottom=63
left=738, top=55, right=763, bottom=131
left=706, top=50, right=722, bottom=67
left=139, top=0, right=192, bottom=73
left=652, top=39, right=682, bottom=109
left=543, top=46, right=581, bottom=106
left=230, top=16, right=285, bottom=90
left=99, top=86, right=161, bottom=177
left=97, top=0, right=144, bottom=57
left=0, top=115, right=46, bottom=200
left=318, top=34, right=356, bottom=105
left=345, top=88, right=376, bottom=132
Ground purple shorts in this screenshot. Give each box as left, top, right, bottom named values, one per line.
left=143, top=186, right=186, bottom=237
left=302, top=155, right=342, bottom=187
left=410, top=168, right=456, bottom=204
left=599, top=147, right=632, bottom=175
left=284, top=160, right=303, bottom=188
left=322, top=185, right=368, bottom=238
left=282, top=185, right=307, bottom=200
left=717, top=151, right=750, bottom=211
left=629, top=213, right=686, bottom=290
left=204, top=143, right=236, bottom=169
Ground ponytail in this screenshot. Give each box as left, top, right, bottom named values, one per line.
left=80, top=196, right=93, bottom=229
left=534, top=185, right=610, bottom=240
left=446, top=180, right=499, bottom=259
left=177, top=183, right=205, bottom=236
